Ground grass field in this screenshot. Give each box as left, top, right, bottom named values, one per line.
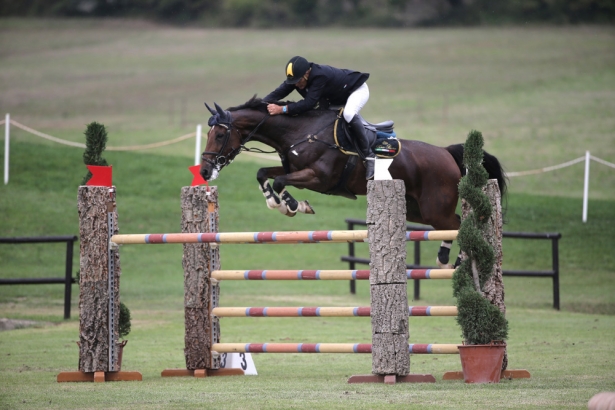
left=0, top=20, right=614, bottom=409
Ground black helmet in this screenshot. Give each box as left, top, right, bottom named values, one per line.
left=285, top=56, right=310, bottom=85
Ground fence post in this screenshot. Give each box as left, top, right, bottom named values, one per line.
left=582, top=150, right=590, bottom=223
left=552, top=237, right=560, bottom=310
left=4, top=113, right=9, bottom=185
left=413, top=241, right=420, bottom=300
left=194, top=124, right=202, bottom=166
left=63, top=238, right=75, bottom=320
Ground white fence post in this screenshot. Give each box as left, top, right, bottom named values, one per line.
left=582, top=150, right=590, bottom=223
left=4, top=113, right=9, bottom=185
left=194, top=124, right=202, bottom=166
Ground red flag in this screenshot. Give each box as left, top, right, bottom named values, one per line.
left=189, top=165, right=207, bottom=186
left=86, top=165, right=113, bottom=187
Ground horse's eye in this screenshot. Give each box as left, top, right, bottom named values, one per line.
left=216, top=131, right=226, bottom=140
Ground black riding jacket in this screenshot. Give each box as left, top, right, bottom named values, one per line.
left=263, top=63, right=369, bottom=116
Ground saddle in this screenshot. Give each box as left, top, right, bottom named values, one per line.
left=333, top=109, right=401, bottom=158
left=318, top=109, right=400, bottom=200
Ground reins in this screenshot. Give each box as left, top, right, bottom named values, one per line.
left=286, top=113, right=340, bottom=153
left=201, top=111, right=272, bottom=168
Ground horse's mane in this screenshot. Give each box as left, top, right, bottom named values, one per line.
left=228, top=95, right=332, bottom=118
left=228, top=95, right=269, bottom=112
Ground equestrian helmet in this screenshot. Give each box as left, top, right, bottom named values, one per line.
left=285, top=56, right=310, bottom=85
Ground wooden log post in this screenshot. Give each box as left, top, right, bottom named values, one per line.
left=57, top=186, right=143, bottom=382
left=367, top=180, right=410, bottom=377
left=77, top=185, right=120, bottom=373
left=181, top=186, right=220, bottom=371
left=162, top=186, right=241, bottom=378
left=348, top=178, right=436, bottom=383
left=58, top=185, right=142, bottom=382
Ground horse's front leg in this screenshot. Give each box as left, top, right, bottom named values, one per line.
left=272, top=168, right=318, bottom=217
left=257, top=167, right=289, bottom=214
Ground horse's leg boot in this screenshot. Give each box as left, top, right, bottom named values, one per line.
left=348, top=115, right=376, bottom=180
left=437, top=241, right=454, bottom=269
left=259, top=180, right=282, bottom=210
left=280, top=189, right=298, bottom=217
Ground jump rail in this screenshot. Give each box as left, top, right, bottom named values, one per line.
left=110, top=230, right=457, bottom=245
left=211, top=306, right=458, bottom=317
left=212, top=343, right=460, bottom=354
left=211, top=269, right=455, bottom=281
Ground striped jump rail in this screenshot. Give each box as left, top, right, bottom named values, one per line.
left=212, top=343, right=460, bottom=354
left=211, top=306, right=457, bottom=317
left=211, top=269, right=455, bottom=281
left=110, top=230, right=458, bottom=245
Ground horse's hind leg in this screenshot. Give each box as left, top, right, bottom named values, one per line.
left=437, top=241, right=454, bottom=269
left=434, top=214, right=460, bottom=268
left=406, top=195, right=458, bottom=268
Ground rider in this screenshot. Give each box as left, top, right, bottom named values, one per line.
left=264, top=56, right=375, bottom=180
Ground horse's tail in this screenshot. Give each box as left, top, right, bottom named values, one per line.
left=445, top=143, right=508, bottom=198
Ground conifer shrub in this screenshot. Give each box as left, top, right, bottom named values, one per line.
left=81, top=122, right=108, bottom=185
left=452, top=130, right=508, bottom=345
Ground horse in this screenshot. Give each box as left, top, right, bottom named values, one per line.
left=200, top=96, right=507, bottom=268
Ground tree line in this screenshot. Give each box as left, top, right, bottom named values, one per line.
left=1, top=0, right=613, bottom=26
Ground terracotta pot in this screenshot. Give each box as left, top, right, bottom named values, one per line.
left=117, top=340, right=128, bottom=371
left=458, top=341, right=506, bottom=383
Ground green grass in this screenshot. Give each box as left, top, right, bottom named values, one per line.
left=0, top=20, right=614, bottom=409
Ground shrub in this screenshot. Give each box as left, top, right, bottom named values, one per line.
left=452, top=130, right=508, bottom=345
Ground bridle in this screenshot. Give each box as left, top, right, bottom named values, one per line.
left=201, top=110, right=271, bottom=168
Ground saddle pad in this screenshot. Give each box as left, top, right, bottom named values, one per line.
left=373, top=137, right=401, bottom=158
left=334, top=114, right=401, bottom=158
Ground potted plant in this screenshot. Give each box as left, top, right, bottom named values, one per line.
left=452, top=130, right=509, bottom=383
left=117, top=302, right=131, bottom=370
left=81, top=122, right=109, bottom=185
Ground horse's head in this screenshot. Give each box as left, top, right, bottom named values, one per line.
left=200, top=102, right=242, bottom=181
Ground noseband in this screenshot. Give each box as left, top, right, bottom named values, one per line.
left=201, top=111, right=270, bottom=168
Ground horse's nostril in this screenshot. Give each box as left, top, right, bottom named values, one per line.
left=200, top=169, right=209, bottom=179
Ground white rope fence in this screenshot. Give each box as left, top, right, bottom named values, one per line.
left=506, top=155, right=615, bottom=176
left=2, top=115, right=613, bottom=222
left=4, top=118, right=198, bottom=151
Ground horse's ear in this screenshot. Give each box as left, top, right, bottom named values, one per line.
left=214, top=102, right=229, bottom=122
left=204, top=102, right=216, bottom=115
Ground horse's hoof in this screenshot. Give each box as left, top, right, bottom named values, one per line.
left=299, top=200, right=315, bottom=215
left=436, top=258, right=454, bottom=270
left=285, top=209, right=297, bottom=217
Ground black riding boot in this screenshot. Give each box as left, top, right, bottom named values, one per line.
left=348, top=114, right=375, bottom=180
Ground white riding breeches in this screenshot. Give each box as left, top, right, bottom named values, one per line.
left=343, top=83, right=369, bottom=122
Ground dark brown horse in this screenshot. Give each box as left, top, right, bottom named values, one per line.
left=200, top=96, right=506, bottom=268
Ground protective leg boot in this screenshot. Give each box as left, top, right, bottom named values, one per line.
left=348, top=115, right=375, bottom=180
